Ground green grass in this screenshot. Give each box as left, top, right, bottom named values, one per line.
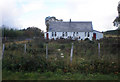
left=2, top=37, right=119, bottom=80
left=2, top=70, right=119, bottom=80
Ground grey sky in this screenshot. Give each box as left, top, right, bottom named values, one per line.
left=0, top=0, right=119, bottom=32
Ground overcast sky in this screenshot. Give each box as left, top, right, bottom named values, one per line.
left=0, top=0, right=119, bottom=32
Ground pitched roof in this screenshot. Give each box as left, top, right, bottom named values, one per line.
left=48, top=21, right=93, bottom=32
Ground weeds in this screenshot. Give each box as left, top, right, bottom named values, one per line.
left=2, top=37, right=119, bottom=75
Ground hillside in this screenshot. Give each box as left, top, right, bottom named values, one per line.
left=2, top=27, right=44, bottom=43
left=103, top=29, right=120, bottom=37
left=104, top=29, right=120, bottom=35
left=2, top=37, right=119, bottom=80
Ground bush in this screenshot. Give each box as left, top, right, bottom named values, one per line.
left=59, top=45, right=65, bottom=49
left=84, top=38, right=90, bottom=41
left=2, top=37, right=119, bottom=74
left=10, top=43, right=18, bottom=50
left=56, top=69, right=63, bottom=74
left=2, top=52, right=119, bottom=74
left=45, top=71, right=53, bottom=77
left=38, top=42, right=44, bottom=48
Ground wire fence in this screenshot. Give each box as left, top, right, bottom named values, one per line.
left=2, top=38, right=119, bottom=75
left=2, top=40, right=119, bottom=62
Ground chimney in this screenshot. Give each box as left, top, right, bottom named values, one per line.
left=70, top=19, right=71, bottom=23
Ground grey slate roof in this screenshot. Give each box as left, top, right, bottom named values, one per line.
left=48, top=21, right=93, bottom=32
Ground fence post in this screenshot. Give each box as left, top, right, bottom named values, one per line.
left=2, top=44, right=5, bottom=59
left=70, top=43, right=74, bottom=63
left=98, top=43, right=100, bottom=58
left=46, top=44, right=48, bottom=59
left=24, top=44, right=26, bottom=53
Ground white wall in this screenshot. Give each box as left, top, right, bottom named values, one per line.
left=44, top=32, right=46, bottom=39
left=93, top=31, right=103, bottom=40
left=44, top=32, right=94, bottom=40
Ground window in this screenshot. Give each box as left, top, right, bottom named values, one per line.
left=62, top=32, right=64, bottom=37
left=85, top=32, right=86, bottom=36
left=88, top=32, right=90, bottom=37
left=76, top=32, right=78, bottom=36
left=66, top=32, right=67, bottom=36
left=55, top=32, right=56, bottom=36
left=52, top=32, right=54, bottom=36
left=73, top=32, right=75, bottom=36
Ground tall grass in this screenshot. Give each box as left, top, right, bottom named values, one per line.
left=2, top=37, right=119, bottom=74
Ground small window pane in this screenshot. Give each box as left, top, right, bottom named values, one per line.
left=85, top=32, right=86, bottom=36
left=66, top=32, right=67, bottom=36
left=52, top=32, right=54, bottom=36
left=55, top=32, right=56, bottom=36
left=62, top=32, right=64, bottom=37
left=88, top=32, right=89, bottom=37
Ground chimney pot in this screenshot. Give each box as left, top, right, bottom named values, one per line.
left=70, top=19, right=71, bottom=23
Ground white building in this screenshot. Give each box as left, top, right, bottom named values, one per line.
left=44, top=20, right=103, bottom=40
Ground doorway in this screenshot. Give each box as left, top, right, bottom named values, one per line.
left=93, top=33, right=96, bottom=40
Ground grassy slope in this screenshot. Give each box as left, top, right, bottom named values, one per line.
left=104, top=29, right=120, bottom=35
left=2, top=36, right=119, bottom=80
left=103, top=29, right=120, bottom=37
left=2, top=70, right=119, bottom=80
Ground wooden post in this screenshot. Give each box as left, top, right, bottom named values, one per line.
left=24, top=44, right=26, bottom=53
left=70, top=43, right=74, bottom=63
left=98, top=43, right=100, bottom=58
left=46, top=44, right=48, bottom=59
left=2, top=44, right=5, bottom=59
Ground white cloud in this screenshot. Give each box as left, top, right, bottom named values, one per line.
left=64, top=0, right=119, bottom=31
left=21, top=0, right=45, bottom=13
left=0, top=0, right=119, bottom=31
left=1, top=0, right=22, bottom=28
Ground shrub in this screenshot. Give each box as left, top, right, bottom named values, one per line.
left=56, top=69, right=63, bottom=74
left=44, top=71, right=53, bottom=77
left=2, top=37, right=119, bottom=74
left=10, top=43, right=18, bottom=50
left=38, top=42, right=44, bottom=48
left=59, top=45, right=65, bottom=49
left=84, top=38, right=90, bottom=41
